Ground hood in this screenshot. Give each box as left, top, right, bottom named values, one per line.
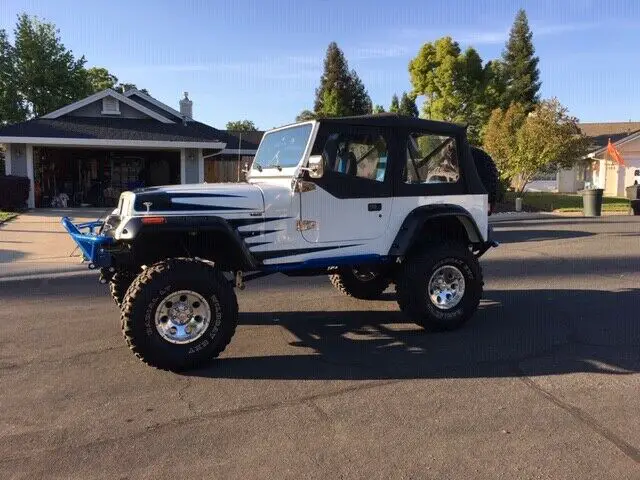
left=120, top=183, right=265, bottom=215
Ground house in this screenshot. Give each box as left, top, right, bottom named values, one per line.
left=555, top=121, right=640, bottom=196
left=0, top=88, right=264, bottom=208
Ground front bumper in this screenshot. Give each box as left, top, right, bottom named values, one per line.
left=61, top=217, right=114, bottom=268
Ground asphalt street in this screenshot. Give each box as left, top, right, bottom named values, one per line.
left=1, top=216, right=639, bottom=479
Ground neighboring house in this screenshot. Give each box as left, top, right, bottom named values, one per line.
left=556, top=121, right=640, bottom=196
left=0, top=88, right=264, bottom=208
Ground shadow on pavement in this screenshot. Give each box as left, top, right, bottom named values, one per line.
left=493, top=229, right=594, bottom=243
left=188, top=288, right=640, bottom=380
left=0, top=249, right=26, bottom=262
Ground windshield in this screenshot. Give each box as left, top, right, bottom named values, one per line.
left=252, top=123, right=313, bottom=171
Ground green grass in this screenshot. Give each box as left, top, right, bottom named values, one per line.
left=504, top=192, right=630, bottom=212
left=0, top=211, right=19, bottom=223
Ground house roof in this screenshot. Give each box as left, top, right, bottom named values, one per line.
left=578, top=121, right=640, bottom=151
left=0, top=117, right=226, bottom=149
left=41, top=89, right=174, bottom=123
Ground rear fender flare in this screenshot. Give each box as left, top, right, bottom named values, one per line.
left=388, top=204, right=483, bottom=256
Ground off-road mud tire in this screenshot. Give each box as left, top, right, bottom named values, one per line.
left=109, top=271, right=138, bottom=307
left=470, top=146, right=499, bottom=214
left=329, top=267, right=391, bottom=300
left=396, top=243, right=483, bottom=331
left=120, top=258, right=238, bottom=372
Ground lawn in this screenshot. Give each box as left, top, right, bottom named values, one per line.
left=503, top=192, right=630, bottom=212
left=0, top=211, right=19, bottom=223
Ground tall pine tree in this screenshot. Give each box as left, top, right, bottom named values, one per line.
left=502, top=9, right=541, bottom=111
left=389, top=94, right=400, bottom=113
left=313, top=42, right=371, bottom=117
left=398, top=92, right=419, bottom=117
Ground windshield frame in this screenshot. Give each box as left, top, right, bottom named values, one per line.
left=248, top=121, right=317, bottom=179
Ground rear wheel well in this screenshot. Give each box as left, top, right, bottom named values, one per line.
left=406, top=216, right=472, bottom=257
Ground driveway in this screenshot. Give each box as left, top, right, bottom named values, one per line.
left=0, top=208, right=107, bottom=278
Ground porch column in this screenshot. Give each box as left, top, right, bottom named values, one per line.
left=197, top=148, right=204, bottom=183
left=180, top=148, right=186, bottom=184
left=3, top=143, right=11, bottom=175
left=26, top=144, right=35, bottom=209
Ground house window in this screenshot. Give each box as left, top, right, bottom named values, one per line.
left=102, top=96, right=120, bottom=115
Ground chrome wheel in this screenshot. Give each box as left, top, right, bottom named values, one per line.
left=428, top=265, right=465, bottom=310
left=154, top=290, right=211, bottom=344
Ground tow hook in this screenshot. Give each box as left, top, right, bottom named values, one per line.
left=235, top=271, right=245, bottom=290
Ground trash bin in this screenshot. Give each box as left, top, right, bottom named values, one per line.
left=625, top=185, right=640, bottom=215
left=578, top=188, right=604, bottom=217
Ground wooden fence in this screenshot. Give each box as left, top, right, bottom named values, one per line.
left=204, top=156, right=253, bottom=183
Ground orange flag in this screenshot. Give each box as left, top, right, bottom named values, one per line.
left=607, top=138, right=625, bottom=166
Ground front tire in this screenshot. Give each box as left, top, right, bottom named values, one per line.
left=121, top=258, right=238, bottom=372
left=109, top=270, right=137, bottom=307
left=396, top=244, right=483, bottom=331
left=329, top=266, right=391, bottom=299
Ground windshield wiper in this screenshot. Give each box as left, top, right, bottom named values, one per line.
left=267, top=164, right=282, bottom=171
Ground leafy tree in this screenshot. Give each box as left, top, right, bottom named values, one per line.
left=389, top=94, right=399, bottom=113
left=483, top=99, right=588, bottom=194
left=313, top=42, right=372, bottom=117
left=296, top=110, right=316, bottom=121
left=408, top=37, right=485, bottom=142
left=87, top=67, right=118, bottom=92
left=113, top=82, right=150, bottom=95
left=373, top=104, right=385, bottom=114
left=502, top=9, right=541, bottom=111
left=398, top=92, right=419, bottom=117
left=226, top=119, right=258, bottom=131
left=0, top=30, right=26, bottom=124
left=13, top=13, right=91, bottom=118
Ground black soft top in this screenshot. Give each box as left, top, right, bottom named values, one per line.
left=317, top=113, right=467, bottom=135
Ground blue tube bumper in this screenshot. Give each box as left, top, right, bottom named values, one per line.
left=61, top=217, right=114, bottom=268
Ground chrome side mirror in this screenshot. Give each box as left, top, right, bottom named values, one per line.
left=300, top=154, right=324, bottom=179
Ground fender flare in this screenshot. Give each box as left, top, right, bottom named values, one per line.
left=116, top=215, right=260, bottom=270
left=388, top=204, right=484, bottom=257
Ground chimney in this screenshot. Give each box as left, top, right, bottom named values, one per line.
left=179, top=92, right=193, bottom=119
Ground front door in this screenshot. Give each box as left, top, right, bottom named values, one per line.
left=299, top=124, right=393, bottom=243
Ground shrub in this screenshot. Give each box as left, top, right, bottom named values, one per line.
left=0, top=175, right=30, bottom=210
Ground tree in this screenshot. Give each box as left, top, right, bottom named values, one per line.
left=113, top=83, right=150, bottom=95
left=408, top=37, right=485, bottom=142
left=296, top=110, right=316, bottom=121
left=225, top=120, right=258, bottom=131
left=373, top=104, right=385, bottom=114
left=13, top=13, right=92, bottom=118
left=86, top=67, right=118, bottom=92
left=502, top=9, right=541, bottom=111
left=0, top=29, right=26, bottom=124
left=398, top=92, right=419, bottom=117
left=389, top=94, right=399, bottom=113
left=483, top=99, right=588, bottom=194
left=313, top=42, right=372, bottom=117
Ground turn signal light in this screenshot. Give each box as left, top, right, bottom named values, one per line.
left=141, top=216, right=166, bottom=225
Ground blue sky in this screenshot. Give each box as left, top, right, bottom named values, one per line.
left=2, top=0, right=640, bottom=130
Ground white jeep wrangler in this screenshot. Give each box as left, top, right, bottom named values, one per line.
left=62, top=114, right=499, bottom=371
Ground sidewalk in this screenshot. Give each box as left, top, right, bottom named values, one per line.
left=0, top=208, right=108, bottom=281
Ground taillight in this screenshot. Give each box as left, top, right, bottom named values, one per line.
left=141, top=216, right=166, bottom=225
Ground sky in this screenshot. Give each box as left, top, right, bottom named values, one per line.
left=2, top=0, right=640, bottom=130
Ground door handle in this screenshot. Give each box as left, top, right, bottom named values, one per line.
left=368, top=203, right=382, bottom=211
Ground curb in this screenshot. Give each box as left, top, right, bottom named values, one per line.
left=0, top=269, right=98, bottom=283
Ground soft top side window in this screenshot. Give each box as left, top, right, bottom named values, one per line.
left=404, top=132, right=459, bottom=184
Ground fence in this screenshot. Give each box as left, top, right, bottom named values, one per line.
left=204, top=156, right=253, bottom=183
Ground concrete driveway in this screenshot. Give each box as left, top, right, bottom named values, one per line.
left=0, top=208, right=108, bottom=278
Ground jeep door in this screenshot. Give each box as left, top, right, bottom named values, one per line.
left=298, top=123, right=394, bottom=243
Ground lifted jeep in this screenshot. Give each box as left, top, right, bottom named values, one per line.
left=62, top=114, right=499, bottom=371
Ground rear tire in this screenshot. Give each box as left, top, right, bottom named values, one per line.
left=120, top=258, right=238, bottom=372
left=396, top=243, right=483, bottom=331
left=329, top=266, right=391, bottom=300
